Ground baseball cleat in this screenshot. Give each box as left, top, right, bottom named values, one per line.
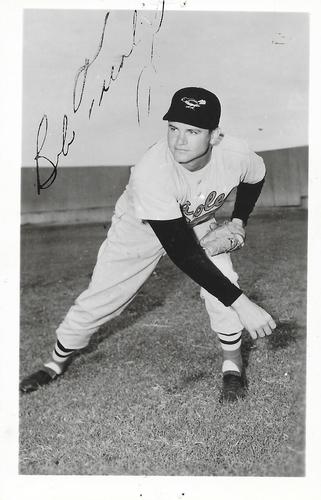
left=219, top=372, right=246, bottom=403
left=19, top=368, right=58, bottom=393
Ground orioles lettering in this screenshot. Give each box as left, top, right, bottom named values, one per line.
left=181, top=190, right=226, bottom=225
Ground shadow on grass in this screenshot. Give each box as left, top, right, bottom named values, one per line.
left=239, top=332, right=260, bottom=370
left=153, top=321, right=302, bottom=396
left=266, top=320, right=304, bottom=350
left=239, top=319, right=302, bottom=365
left=237, top=320, right=303, bottom=390
left=164, top=336, right=258, bottom=395
left=165, top=369, right=212, bottom=394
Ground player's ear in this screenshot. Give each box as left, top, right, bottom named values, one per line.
left=209, top=127, right=221, bottom=145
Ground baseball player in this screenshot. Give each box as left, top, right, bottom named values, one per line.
left=20, top=87, right=276, bottom=402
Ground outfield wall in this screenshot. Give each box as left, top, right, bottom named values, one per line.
left=21, top=145, right=308, bottom=225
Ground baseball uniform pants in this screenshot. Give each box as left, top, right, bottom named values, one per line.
left=56, top=203, right=243, bottom=350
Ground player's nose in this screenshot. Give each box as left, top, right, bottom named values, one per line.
left=176, top=132, right=187, bottom=145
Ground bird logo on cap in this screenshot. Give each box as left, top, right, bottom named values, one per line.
left=181, top=97, right=207, bottom=110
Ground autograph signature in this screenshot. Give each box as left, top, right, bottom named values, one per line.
left=35, top=2, right=165, bottom=195
left=73, top=12, right=110, bottom=114
left=35, top=115, right=75, bottom=194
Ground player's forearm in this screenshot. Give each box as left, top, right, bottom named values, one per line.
left=148, top=218, right=242, bottom=307
left=231, top=177, right=265, bottom=225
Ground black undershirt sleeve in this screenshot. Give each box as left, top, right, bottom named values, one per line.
left=147, top=218, right=242, bottom=307
left=231, top=177, right=265, bottom=225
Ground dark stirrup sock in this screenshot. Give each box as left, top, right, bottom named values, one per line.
left=44, top=340, right=77, bottom=375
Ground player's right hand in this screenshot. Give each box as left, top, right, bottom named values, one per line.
left=230, top=293, right=276, bottom=340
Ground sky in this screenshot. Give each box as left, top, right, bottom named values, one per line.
left=22, top=8, right=309, bottom=167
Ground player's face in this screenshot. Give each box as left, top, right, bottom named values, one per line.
left=167, top=122, right=215, bottom=171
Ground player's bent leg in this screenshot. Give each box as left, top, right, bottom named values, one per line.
left=200, top=253, right=247, bottom=402
left=20, top=212, right=165, bottom=393
left=201, top=292, right=247, bottom=402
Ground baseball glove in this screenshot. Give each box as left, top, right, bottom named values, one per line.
left=200, top=220, right=245, bottom=256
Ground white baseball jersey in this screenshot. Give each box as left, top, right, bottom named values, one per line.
left=127, top=133, right=265, bottom=227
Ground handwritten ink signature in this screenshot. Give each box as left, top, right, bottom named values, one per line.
left=35, top=114, right=75, bottom=194
left=98, top=10, right=139, bottom=107
left=136, top=1, right=165, bottom=124
left=35, top=2, right=165, bottom=195
left=73, top=12, right=110, bottom=114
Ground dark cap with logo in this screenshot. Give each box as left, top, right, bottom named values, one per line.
left=163, top=87, right=221, bottom=130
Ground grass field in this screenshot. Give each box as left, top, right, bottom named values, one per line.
left=19, top=208, right=307, bottom=476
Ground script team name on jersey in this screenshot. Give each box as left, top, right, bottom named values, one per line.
left=181, top=190, right=226, bottom=227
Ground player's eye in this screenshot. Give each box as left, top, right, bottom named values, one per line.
left=188, top=129, right=199, bottom=135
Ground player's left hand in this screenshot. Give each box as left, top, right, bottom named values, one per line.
left=200, top=218, right=245, bottom=256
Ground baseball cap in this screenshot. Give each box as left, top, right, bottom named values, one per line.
left=163, top=87, right=221, bottom=130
